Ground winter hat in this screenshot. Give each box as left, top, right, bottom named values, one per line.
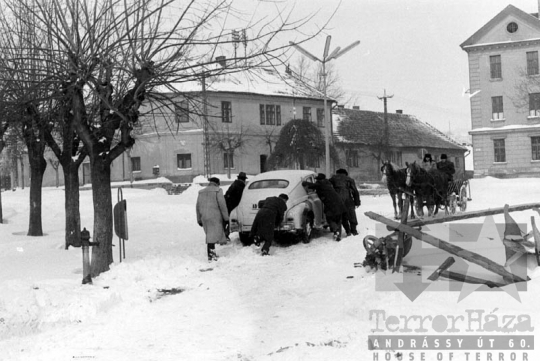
left=336, top=168, right=348, bottom=176
left=238, top=172, right=248, bottom=180
left=278, top=193, right=289, bottom=201
left=440, top=154, right=448, bottom=160
left=315, top=173, right=326, bottom=180
left=208, top=177, right=220, bottom=185
left=423, top=153, right=432, bottom=162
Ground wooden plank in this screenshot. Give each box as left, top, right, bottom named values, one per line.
left=428, top=257, right=456, bottom=281
left=393, top=196, right=410, bottom=273
left=405, top=202, right=540, bottom=228
left=438, top=270, right=508, bottom=288
left=364, top=211, right=528, bottom=283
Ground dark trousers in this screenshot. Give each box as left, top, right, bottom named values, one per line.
left=327, top=214, right=343, bottom=237
left=342, top=207, right=358, bottom=234
left=207, top=243, right=216, bottom=259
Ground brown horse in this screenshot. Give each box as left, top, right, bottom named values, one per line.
left=405, top=161, right=449, bottom=217
left=381, top=161, right=415, bottom=220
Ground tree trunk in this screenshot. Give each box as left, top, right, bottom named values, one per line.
left=64, top=163, right=81, bottom=249
left=90, top=154, right=114, bottom=276
left=27, top=153, right=47, bottom=236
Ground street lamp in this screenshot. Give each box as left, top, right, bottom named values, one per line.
left=289, top=36, right=360, bottom=176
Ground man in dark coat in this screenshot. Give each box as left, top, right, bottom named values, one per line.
left=224, top=172, right=248, bottom=241
left=436, top=154, right=455, bottom=182
left=302, top=173, right=347, bottom=241
left=250, top=193, right=289, bottom=256
left=330, top=169, right=361, bottom=236
left=225, top=172, right=248, bottom=214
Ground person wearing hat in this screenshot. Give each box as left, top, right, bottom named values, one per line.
left=330, top=169, right=361, bottom=236
left=196, top=177, right=229, bottom=261
left=225, top=172, right=248, bottom=214
left=223, top=172, right=248, bottom=241
left=249, top=193, right=289, bottom=256
left=436, top=154, right=455, bottom=182
left=421, top=153, right=437, bottom=171
left=302, top=173, right=347, bottom=241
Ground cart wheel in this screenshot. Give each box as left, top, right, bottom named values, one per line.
left=363, top=235, right=380, bottom=252
left=459, top=185, right=468, bottom=212
left=449, top=193, right=457, bottom=214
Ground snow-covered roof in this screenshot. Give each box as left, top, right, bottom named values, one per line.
left=334, top=108, right=467, bottom=151
left=157, top=67, right=325, bottom=101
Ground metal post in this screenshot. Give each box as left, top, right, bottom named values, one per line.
left=81, top=227, right=92, bottom=284
left=202, top=74, right=211, bottom=178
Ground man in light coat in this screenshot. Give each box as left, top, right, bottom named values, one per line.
left=196, top=177, right=229, bottom=261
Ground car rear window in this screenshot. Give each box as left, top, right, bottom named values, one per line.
left=248, top=179, right=289, bottom=189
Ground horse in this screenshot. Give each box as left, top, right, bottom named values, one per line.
left=405, top=161, right=449, bottom=217
left=381, top=161, right=415, bottom=220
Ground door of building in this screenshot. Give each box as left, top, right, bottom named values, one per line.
left=83, top=163, right=91, bottom=185
left=260, top=155, right=267, bottom=174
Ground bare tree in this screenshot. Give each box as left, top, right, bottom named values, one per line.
left=208, top=123, right=250, bottom=179
left=2, top=0, right=326, bottom=276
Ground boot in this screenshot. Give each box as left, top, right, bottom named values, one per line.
left=351, top=224, right=358, bottom=236
left=207, top=244, right=218, bottom=261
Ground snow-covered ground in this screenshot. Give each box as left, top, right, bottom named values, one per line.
left=1, top=177, right=539, bottom=361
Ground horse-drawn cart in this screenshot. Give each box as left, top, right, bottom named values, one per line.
left=447, top=178, right=471, bottom=214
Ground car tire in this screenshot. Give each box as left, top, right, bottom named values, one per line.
left=300, top=211, right=314, bottom=244
left=239, top=232, right=253, bottom=246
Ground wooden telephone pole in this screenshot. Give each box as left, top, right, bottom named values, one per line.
left=377, top=89, right=394, bottom=159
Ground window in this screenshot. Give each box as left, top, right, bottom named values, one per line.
left=316, top=108, right=325, bottom=127
left=259, top=104, right=281, bottom=125
left=346, top=149, right=359, bottom=167
left=259, top=105, right=265, bottom=125
left=175, top=100, right=189, bottom=123
left=454, top=157, right=460, bottom=169
left=527, top=51, right=539, bottom=76
left=529, top=93, right=540, bottom=117
left=303, top=107, right=312, bottom=121
left=492, top=96, right=504, bottom=120
left=248, top=179, right=289, bottom=190
left=131, top=157, right=141, bottom=172
left=266, top=105, right=275, bottom=125
left=532, top=137, right=540, bottom=160
left=222, top=101, right=232, bottom=123
left=177, top=154, right=192, bottom=169
left=507, top=22, right=518, bottom=33
left=224, top=152, right=234, bottom=169
left=490, top=55, right=502, bottom=79
left=493, top=139, right=506, bottom=163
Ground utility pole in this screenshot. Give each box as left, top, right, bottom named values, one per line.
left=202, top=74, right=211, bottom=178
left=378, top=89, right=393, bottom=160
left=289, top=37, right=360, bottom=176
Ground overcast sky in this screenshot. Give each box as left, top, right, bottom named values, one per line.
left=265, top=0, right=539, bottom=138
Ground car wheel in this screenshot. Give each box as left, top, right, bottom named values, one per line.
left=239, top=232, right=253, bottom=246
left=300, top=212, right=314, bottom=244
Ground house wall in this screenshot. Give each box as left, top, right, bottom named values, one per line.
left=336, top=145, right=467, bottom=182
left=465, top=34, right=540, bottom=177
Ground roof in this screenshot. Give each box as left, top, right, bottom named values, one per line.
left=157, top=67, right=327, bottom=101
left=334, top=108, right=467, bottom=151
left=460, top=5, right=540, bottom=49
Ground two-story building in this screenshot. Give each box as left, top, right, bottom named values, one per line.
left=37, top=65, right=331, bottom=187
left=461, top=5, right=540, bottom=177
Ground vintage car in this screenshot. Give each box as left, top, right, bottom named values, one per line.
left=229, top=170, right=327, bottom=245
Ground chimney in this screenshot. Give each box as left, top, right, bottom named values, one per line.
left=396, top=109, right=403, bottom=114
left=216, top=56, right=227, bottom=68
left=352, top=105, right=360, bottom=110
